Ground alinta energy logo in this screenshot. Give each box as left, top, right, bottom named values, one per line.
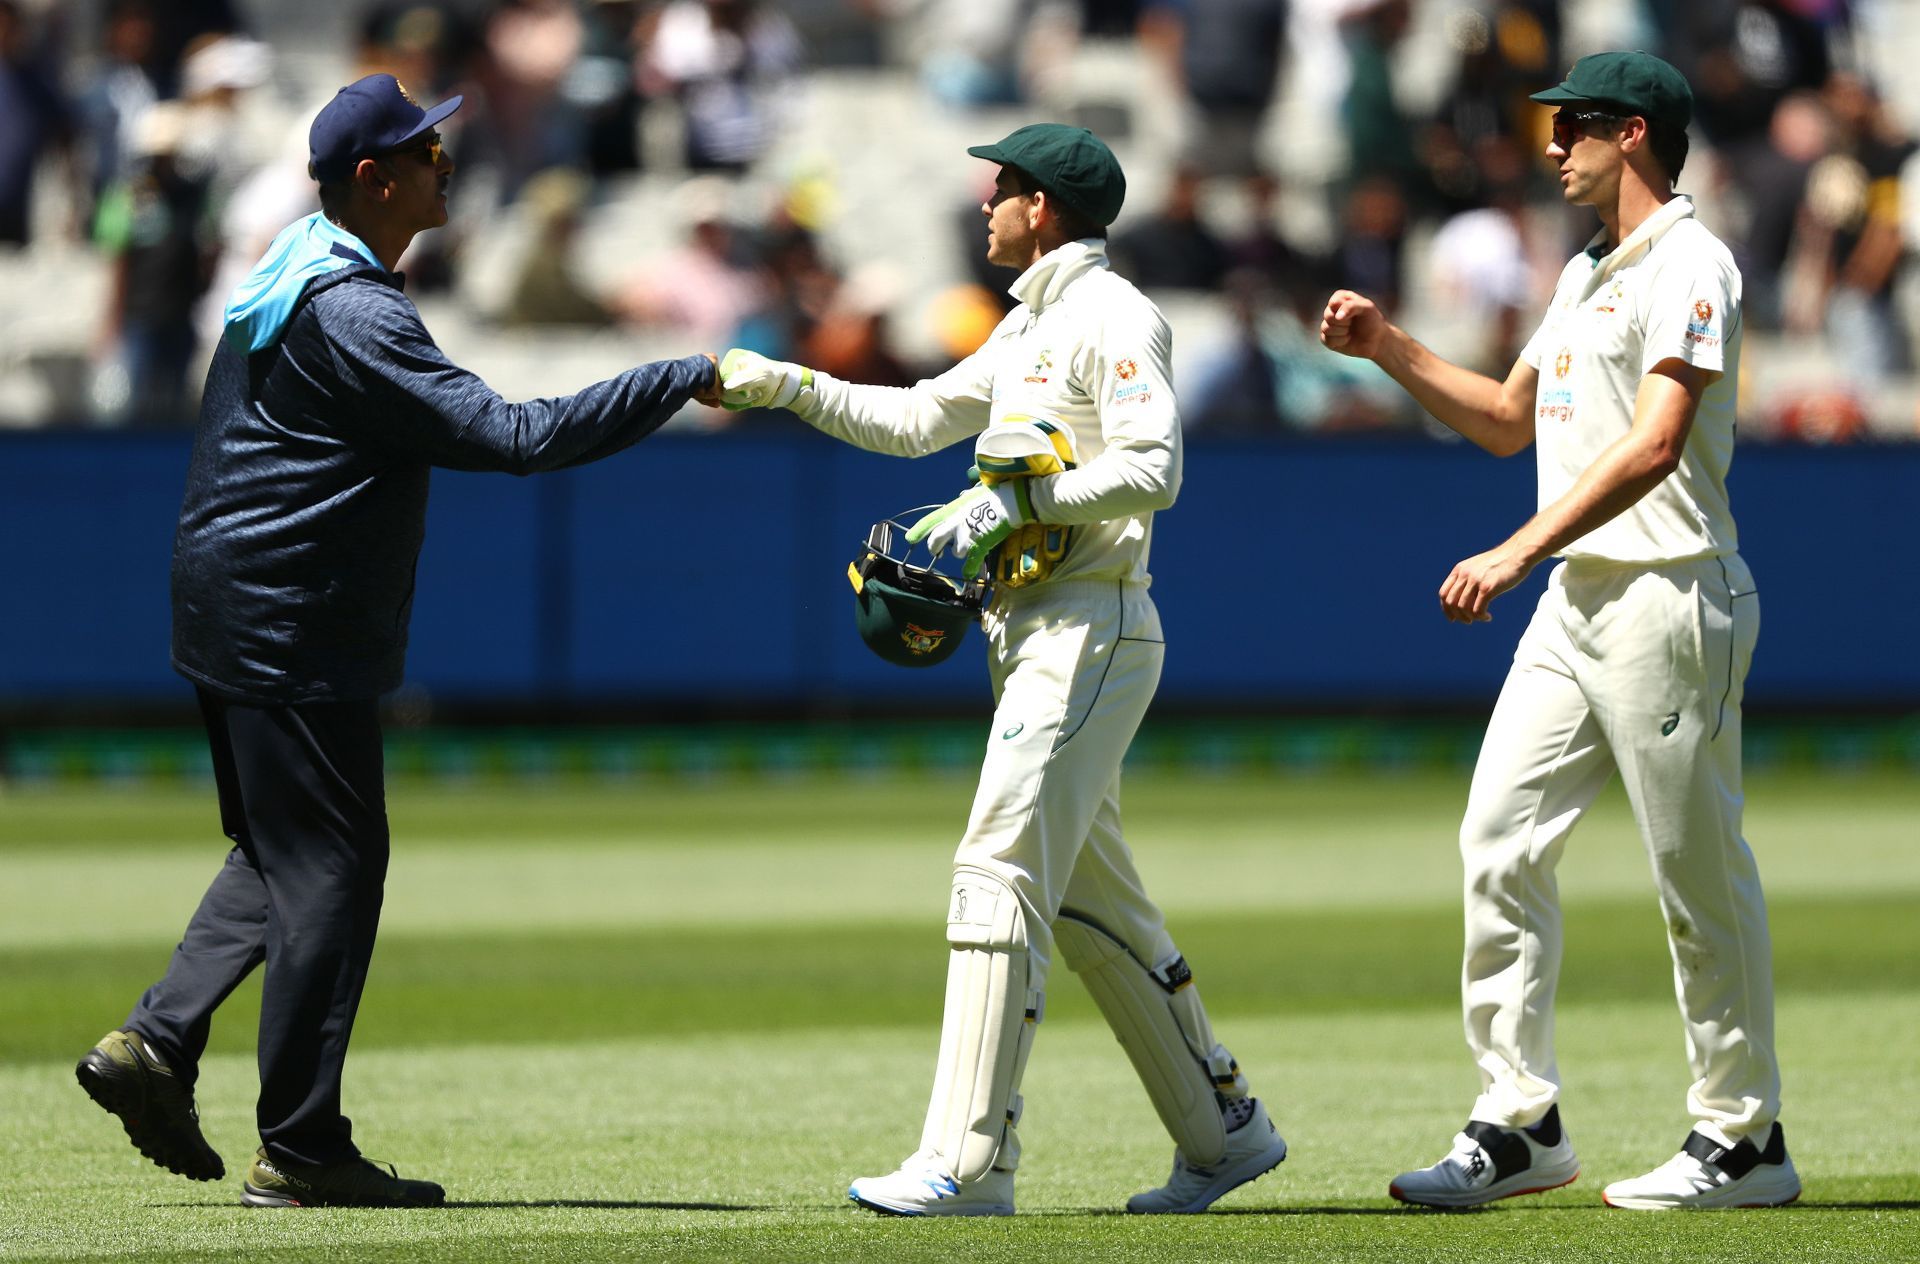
left=1686, top=298, right=1718, bottom=347
left=1115, top=358, right=1138, bottom=380
left=1554, top=348, right=1573, bottom=379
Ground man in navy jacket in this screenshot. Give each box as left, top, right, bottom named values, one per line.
left=75, top=74, right=720, bottom=1208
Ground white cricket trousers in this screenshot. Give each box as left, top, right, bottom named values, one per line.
left=959, top=577, right=1177, bottom=979
left=1461, top=552, right=1779, bottom=1147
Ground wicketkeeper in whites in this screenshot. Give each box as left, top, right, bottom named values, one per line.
left=1322, top=51, right=1798, bottom=1210
left=722, top=124, right=1286, bottom=1216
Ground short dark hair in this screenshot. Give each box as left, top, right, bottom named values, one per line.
left=1010, top=166, right=1105, bottom=241
left=1644, top=117, right=1689, bottom=185
left=1589, top=102, right=1688, bottom=186
left=317, top=177, right=353, bottom=219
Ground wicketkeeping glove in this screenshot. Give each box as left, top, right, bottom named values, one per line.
left=719, top=348, right=813, bottom=411
left=906, top=482, right=1031, bottom=580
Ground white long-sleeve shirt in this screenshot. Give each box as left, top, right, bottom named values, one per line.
left=793, top=239, right=1183, bottom=586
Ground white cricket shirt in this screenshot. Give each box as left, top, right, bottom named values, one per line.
left=795, top=239, right=1182, bottom=585
left=1521, top=196, right=1742, bottom=563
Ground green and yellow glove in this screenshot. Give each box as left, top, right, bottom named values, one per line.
left=719, top=348, right=814, bottom=411
left=906, top=482, right=1031, bottom=580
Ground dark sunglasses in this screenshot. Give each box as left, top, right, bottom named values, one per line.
left=381, top=132, right=444, bottom=165
left=1551, top=110, right=1623, bottom=148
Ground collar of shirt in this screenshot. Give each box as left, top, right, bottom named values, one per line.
left=1007, top=237, right=1109, bottom=315
left=1580, top=195, right=1695, bottom=294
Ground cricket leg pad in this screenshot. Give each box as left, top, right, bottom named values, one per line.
left=919, top=869, right=1042, bottom=1183
left=1056, top=914, right=1248, bottom=1166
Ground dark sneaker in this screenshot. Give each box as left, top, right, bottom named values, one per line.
left=1389, top=1105, right=1579, bottom=1208
left=75, top=1029, right=224, bottom=1181
left=242, top=1148, right=446, bottom=1208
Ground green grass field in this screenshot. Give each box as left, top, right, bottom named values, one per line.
left=3, top=766, right=1916, bottom=1261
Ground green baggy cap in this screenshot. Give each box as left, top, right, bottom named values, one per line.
left=1531, top=50, right=1693, bottom=129
left=967, top=123, right=1126, bottom=227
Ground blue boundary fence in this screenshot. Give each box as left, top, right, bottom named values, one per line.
left=4, top=431, right=1913, bottom=707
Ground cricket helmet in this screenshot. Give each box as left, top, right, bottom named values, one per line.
left=848, top=510, right=988, bottom=668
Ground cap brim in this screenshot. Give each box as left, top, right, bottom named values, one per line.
left=966, top=143, right=1009, bottom=164
left=1529, top=85, right=1598, bottom=105
left=396, top=95, right=463, bottom=145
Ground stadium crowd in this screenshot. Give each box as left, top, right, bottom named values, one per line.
left=0, top=0, right=1914, bottom=440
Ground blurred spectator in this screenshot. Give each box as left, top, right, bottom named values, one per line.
left=91, top=103, right=213, bottom=427
left=741, top=201, right=837, bottom=359
left=501, top=168, right=614, bottom=328
left=174, top=35, right=273, bottom=196
left=929, top=283, right=1006, bottom=362
left=1664, top=0, right=1837, bottom=150
left=1726, top=91, right=1830, bottom=330
left=477, top=0, right=589, bottom=200
left=913, top=0, right=1032, bottom=108
left=613, top=177, right=768, bottom=345
left=0, top=0, right=70, bottom=246
left=143, top=0, right=244, bottom=98
left=576, top=0, right=646, bottom=175
left=1423, top=138, right=1545, bottom=375
left=800, top=262, right=915, bottom=388
left=1185, top=268, right=1402, bottom=433
left=1166, top=0, right=1287, bottom=179
left=1783, top=73, right=1917, bottom=384
left=1341, top=0, right=1419, bottom=188
left=1331, top=174, right=1407, bottom=315
left=1420, top=1, right=1559, bottom=218
left=1225, top=171, right=1327, bottom=311
left=73, top=0, right=158, bottom=233
left=1110, top=165, right=1228, bottom=290
left=640, top=0, right=803, bottom=171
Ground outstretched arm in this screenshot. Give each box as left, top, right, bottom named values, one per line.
left=1436, top=360, right=1711, bottom=623
left=1320, top=289, right=1538, bottom=456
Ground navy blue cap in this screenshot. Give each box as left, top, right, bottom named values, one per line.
left=308, top=73, right=462, bottom=182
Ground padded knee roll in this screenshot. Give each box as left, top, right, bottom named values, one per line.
left=920, top=869, right=1043, bottom=1182
left=1056, top=914, right=1248, bottom=1165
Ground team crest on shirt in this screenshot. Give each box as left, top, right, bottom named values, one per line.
left=901, top=623, right=947, bottom=655
left=1686, top=299, right=1718, bottom=348
left=1554, top=348, right=1572, bottom=379
left=1025, top=349, right=1052, bottom=384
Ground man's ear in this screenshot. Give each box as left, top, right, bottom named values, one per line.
left=1028, top=188, right=1053, bottom=230
left=1617, top=115, right=1649, bottom=156
left=352, top=156, right=391, bottom=204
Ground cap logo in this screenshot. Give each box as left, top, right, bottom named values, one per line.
left=902, top=622, right=948, bottom=655
left=395, top=80, right=419, bottom=106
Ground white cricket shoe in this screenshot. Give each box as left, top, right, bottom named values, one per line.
left=847, top=1150, right=1014, bottom=1216
left=1389, top=1106, right=1579, bottom=1208
left=1603, top=1124, right=1800, bottom=1210
left=1126, top=1097, right=1288, bottom=1214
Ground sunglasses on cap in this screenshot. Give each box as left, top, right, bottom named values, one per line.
left=1551, top=110, right=1625, bottom=149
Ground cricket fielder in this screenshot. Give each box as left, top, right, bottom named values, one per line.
left=721, top=124, right=1286, bottom=1216
left=1322, top=52, right=1798, bottom=1210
